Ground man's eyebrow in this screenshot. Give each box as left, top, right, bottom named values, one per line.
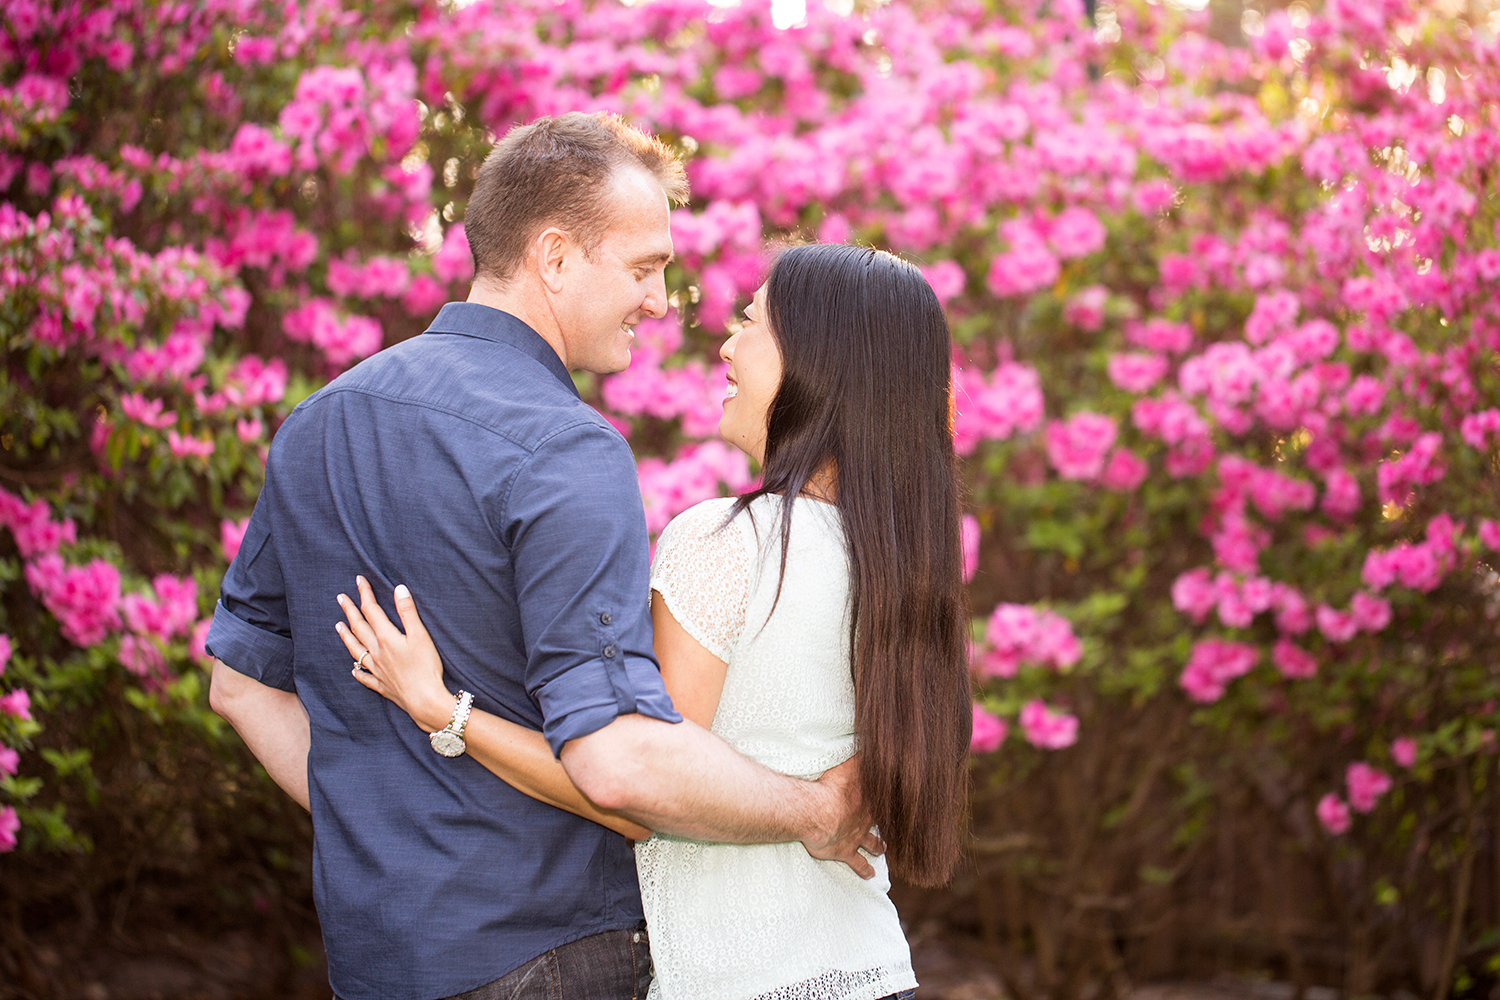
left=627, top=251, right=674, bottom=268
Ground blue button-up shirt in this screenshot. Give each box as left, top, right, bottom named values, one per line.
left=205, top=303, right=680, bottom=1000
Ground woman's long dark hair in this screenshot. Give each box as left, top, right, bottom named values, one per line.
left=729, top=243, right=972, bottom=887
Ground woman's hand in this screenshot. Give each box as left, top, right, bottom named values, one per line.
left=336, top=577, right=456, bottom=734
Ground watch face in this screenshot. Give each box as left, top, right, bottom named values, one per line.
left=431, top=730, right=466, bottom=757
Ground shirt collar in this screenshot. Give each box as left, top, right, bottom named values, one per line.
left=424, top=302, right=578, bottom=398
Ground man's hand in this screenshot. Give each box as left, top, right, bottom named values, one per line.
left=799, top=755, right=885, bottom=879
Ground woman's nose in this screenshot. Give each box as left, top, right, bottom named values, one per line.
left=719, top=332, right=738, bottom=364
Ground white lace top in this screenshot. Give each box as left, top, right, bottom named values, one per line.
left=638, top=495, right=917, bottom=1000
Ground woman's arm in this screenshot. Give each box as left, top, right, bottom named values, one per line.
left=336, top=577, right=650, bottom=840
left=650, top=588, right=729, bottom=730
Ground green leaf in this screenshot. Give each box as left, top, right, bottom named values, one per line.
left=1024, top=518, right=1086, bottom=559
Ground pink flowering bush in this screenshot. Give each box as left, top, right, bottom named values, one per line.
left=3, top=0, right=1498, bottom=990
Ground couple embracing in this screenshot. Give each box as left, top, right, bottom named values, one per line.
left=206, top=112, right=972, bottom=1000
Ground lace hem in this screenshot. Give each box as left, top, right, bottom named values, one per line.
left=747, top=962, right=917, bottom=1000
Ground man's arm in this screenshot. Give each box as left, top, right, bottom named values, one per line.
left=561, top=718, right=879, bottom=877
left=209, top=660, right=311, bottom=811
left=509, top=423, right=879, bottom=874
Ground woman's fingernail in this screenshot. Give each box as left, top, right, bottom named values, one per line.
left=394, top=584, right=410, bottom=600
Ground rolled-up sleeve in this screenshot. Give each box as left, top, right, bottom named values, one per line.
left=205, top=467, right=296, bottom=692
left=504, top=420, right=681, bottom=755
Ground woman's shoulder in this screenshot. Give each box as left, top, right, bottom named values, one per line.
left=656, top=497, right=754, bottom=556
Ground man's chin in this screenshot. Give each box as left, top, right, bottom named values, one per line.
left=586, top=348, right=632, bottom=376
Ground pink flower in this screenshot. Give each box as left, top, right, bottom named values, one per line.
left=1321, top=469, right=1361, bottom=521
left=1343, top=375, right=1386, bottom=416
left=1390, top=737, right=1417, bottom=769
left=970, top=704, right=1007, bottom=753
left=1062, top=285, right=1108, bottom=331
left=236, top=418, right=264, bottom=443
left=961, top=515, right=980, bottom=583
left=1100, top=449, right=1149, bottom=491
left=1271, top=584, right=1312, bottom=635
left=25, top=556, right=122, bottom=647
left=1133, top=179, right=1175, bottom=214
left=0, top=746, right=16, bottom=776
left=1350, top=592, right=1391, bottom=633
left=920, top=261, right=966, bottom=304
left=1248, top=468, right=1316, bottom=520
left=0, top=806, right=17, bottom=852
left=402, top=274, right=449, bottom=316
left=1127, top=318, right=1194, bottom=354
left=120, top=393, right=177, bottom=430
left=1316, top=793, right=1351, bottom=835
left=1460, top=409, right=1500, bottom=450
left=167, top=430, right=215, bottom=459
left=1107, top=353, right=1169, bottom=394
left=1018, top=699, right=1079, bottom=750
left=1315, top=604, right=1358, bottom=643
left=123, top=575, right=198, bottom=641
left=1362, top=541, right=1447, bottom=593
left=1376, top=432, right=1445, bottom=506
left=1244, top=289, right=1299, bottom=345
left=190, top=618, right=214, bottom=669
left=0, top=491, right=77, bottom=558
left=282, top=300, right=384, bottom=367
left=1045, top=411, right=1117, bottom=480
left=1179, top=639, right=1258, bottom=703
left=1131, top=392, right=1208, bottom=444
left=221, top=518, right=250, bottom=563
left=224, top=355, right=288, bottom=408
left=952, top=363, right=1045, bottom=454
left=1210, top=514, right=1268, bottom=575
left=119, top=634, right=166, bottom=678
left=1171, top=568, right=1217, bottom=623
left=986, top=222, right=1060, bottom=298
left=1272, top=638, right=1317, bottom=679
left=1480, top=520, right=1500, bottom=552
left=1047, top=206, right=1107, bottom=259
left=431, top=224, right=472, bottom=284
left=0, top=688, right=31, bottom=720
left=1345, top=762, right=1392, bottom=813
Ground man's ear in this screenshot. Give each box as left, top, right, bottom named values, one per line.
left=535, top=227, right=570, bottom=295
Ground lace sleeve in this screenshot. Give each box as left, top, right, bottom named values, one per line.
left=649, top=499, right=751, bottom=663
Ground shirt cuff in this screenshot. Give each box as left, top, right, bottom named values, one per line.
left=204, top=600, right=296, bottom=692
left=535, top=654, right=681, bottom=757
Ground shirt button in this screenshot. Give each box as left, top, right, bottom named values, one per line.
left=600, top=612, right=612, bottom=625
left=602, top=645, right=616, bottom=659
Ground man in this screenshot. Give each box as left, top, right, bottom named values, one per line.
left=207, top=113, right=875, bottom=1000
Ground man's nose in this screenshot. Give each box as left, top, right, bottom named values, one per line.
left=642, top=270, right=669, bottom=319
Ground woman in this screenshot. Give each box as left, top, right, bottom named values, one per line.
left=336, top=243, right=971, bottom=1000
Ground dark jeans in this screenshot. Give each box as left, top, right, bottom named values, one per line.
left=445, top=925, right=652, bottom=1000
left=335, top=924, right=652, bottom=1000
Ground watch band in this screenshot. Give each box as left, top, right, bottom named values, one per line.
left=448, top=689, right=473, bottom=737
left=430, top=690, right=474, bottom=757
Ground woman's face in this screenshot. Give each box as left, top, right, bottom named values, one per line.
left=718, top=282, right=782, bottom=466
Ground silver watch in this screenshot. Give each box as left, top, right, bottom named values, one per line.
left=430, top=690, right=474, bottom=757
